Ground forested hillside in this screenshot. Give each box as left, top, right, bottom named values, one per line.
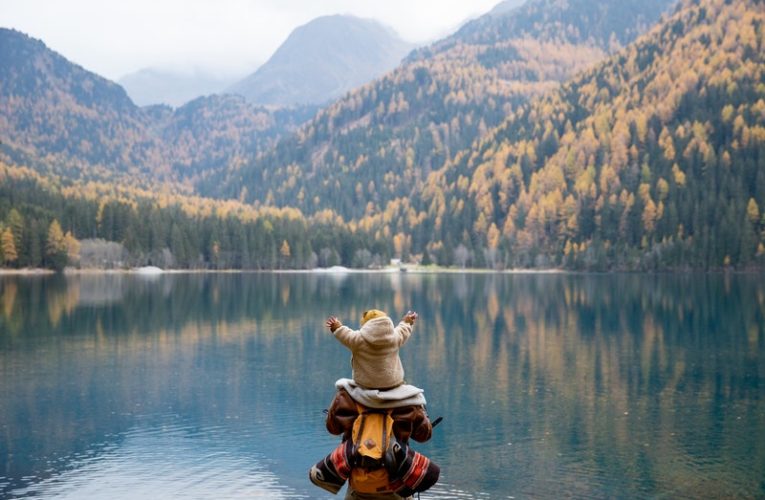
left=379, top=0, right=765, bottom=269
left=216, top=0, right=676, bottom=217
left=1, top=0, right=763, bottom=271
left=412, top=0, right=668, bottom=57
left=217, top=0, right=764, bottom=271
left=0, top=161, right=378, bottom=270
left=0, top=29, right=315, bottom=189
left=0, top=29, right=166, bottom=181
left=156, top=96, right=316, bottom=186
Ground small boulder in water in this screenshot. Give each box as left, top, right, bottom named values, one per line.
left=134, top=266, right=163, bottom=274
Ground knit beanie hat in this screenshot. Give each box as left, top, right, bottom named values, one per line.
left=384, top=439, right=440, bottom=496
left=309, top=440, right=355, bottom=494
left=361, top=309, right=387, bottom=326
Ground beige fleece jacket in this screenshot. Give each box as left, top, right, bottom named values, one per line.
left=332, top=316, right=413, bottom=389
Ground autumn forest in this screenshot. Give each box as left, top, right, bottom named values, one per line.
left=0, top=0, right=763, bottom=271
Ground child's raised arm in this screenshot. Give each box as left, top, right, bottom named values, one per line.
left=328, top=316, right=364, bottom=348
left=394, top=310, right=417, bottom=346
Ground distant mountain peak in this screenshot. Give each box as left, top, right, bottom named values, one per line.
left=228, top=14, right=415, bottom=106
left=489, top=0, right=527, bottom=16
left=0, top=27, right=316, bottom=186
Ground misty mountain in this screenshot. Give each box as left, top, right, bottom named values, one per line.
left=119, top=68, right=241, bottom=107
left=217, top=0, right=676, bottom=215
left=489, top=0, right=528, bottom=16
left=409, top=0, right=674, bottom=63
left=0, top=28, right=167, bottom=180
left=215, top=0, right=765, bottom=270
left=2, top=0, right=765, bottom=272
left=227, top=15, right=415, bottom=106
left=0, top=28, right=315, bottom=186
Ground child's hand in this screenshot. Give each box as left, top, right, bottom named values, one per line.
left=403, top=310, right=418, bottom=325
left=326, top=316, right=341, bottom=332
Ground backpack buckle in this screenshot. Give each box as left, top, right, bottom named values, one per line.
left=357, top=455, right=384, bottom=470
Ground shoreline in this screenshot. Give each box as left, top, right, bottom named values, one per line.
left=0, top=265, right=567, bottom=276
left=2, top=266, right=760, bottom=276
left=0, top=268, right=56, bottom=275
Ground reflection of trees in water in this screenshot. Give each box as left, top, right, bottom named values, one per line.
left=0, top=316, right=323, bottom=494
left=0, top=272, right=433, bottom=494
left=1, top=280, right=19, bottom=333
left=1, top=272, right=444, bottom=343
left=414, top=274, right=765, bottom=497
left=1, top=273, right=764, bottom=497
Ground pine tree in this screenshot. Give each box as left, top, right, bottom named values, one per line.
left=7, top=209, right=23, bottom=253
left=46, top=220, right=68, bottom=270
left=25, top=220, right=42, bottom=268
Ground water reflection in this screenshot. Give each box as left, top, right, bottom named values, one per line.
left=10, top=422, right=299, bottom=500
left=1, top=273, right=764, bottom=498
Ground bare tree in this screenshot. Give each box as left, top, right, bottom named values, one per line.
left=454, top=244, right=471, bottom=269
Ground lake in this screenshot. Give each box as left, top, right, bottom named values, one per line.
left=1, top=272, right=763, bottom=499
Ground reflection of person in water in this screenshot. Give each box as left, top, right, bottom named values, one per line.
left=309, top=309, right=440, bottom=498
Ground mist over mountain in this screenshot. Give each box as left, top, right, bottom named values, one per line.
left=217, top=0, right=677, bottom=216
left=410, top=0, right=673, bottom=63
left=0, top=27, right=315, bottom=186
left=489, top=0, right=527, bottom=16
left=119, top=68, right=242, bottom=107
left=227, top=15, right=415, bottom=106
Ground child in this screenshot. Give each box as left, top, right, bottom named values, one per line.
left=310, top=309, right=440, bottom=498
left=326, top=309, right=417, bottom=390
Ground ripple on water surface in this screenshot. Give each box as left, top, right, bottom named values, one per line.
left=7, top=421, right=305, bottom=499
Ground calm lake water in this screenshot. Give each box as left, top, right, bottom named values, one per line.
left=1, top=272, right=764, bottom=499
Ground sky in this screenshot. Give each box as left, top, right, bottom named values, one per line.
left=2, top=0, right=502, bottom=81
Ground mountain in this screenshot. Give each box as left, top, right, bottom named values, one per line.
left=0, top=28, right=316, bottom=187
left=414, top=0, right=670, bottom=59
left=118, top=68, right=241, bottom=107
left=489, top=0, right=528, bottom=16
left=227, top=15, right=414, bottom=106
left=433, top=0, right=765, bottom=269
left=159, top=95, right=317, bottom=186
left=3, top=0, right=764, bottom=272
left=216, top=0, right=765, bottom=271
left=216, top=0, right=676, bottom=217
left=0, top=28, right=168, bottom=181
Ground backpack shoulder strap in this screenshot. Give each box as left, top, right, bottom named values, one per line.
left=353, top=403, right=368, bottom=449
